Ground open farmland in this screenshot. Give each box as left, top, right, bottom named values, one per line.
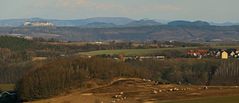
left=210, top=46, right=239, bottom=49
left=78, top=47, right=196, bottom=56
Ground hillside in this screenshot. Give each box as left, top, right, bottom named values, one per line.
left=1, top=25, right=239, bottom=41
left=29, top=78, right=239, bottom=103
left=125, top=19, right=161, bottom=27
left=0, top=36, right=34, bottom=51
left=17, top=57, right=148, bottom=100
left=168, top=20, right=210, bottom=26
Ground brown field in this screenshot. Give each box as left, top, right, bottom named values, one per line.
left=29, top=78, right=239, bottom=103
left=0, top=84, right=15, bottom=91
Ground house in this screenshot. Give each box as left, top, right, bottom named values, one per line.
left=156, top=56, right=165, bottom=59
left=32, top=57, right=47, bottom=61
left=208, top=48, right=221, bottom=57
left=221, top=51, right=228, bottom=59
left=230, top=51, right=236, bottom=57
left=24, top=36, right=33, bottom=40
left=216, top=51, right=221, bottom=57
left=95, top=42, right=103, bottom=44
left=187, top=49, right=208, bottom=57
left=236, top=51, right=239, bottom=54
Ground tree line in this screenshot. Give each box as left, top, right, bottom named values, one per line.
left=16, top=57, right=148, bottom=100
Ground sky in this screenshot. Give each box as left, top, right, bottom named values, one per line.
left=0, top=0, right=239, bottom=22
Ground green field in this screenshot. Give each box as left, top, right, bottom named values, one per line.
left=210, top=45, right=239, bottom=49
left=78, top=47, right=196, bottom=56
left=160, top=95, right=239, bottom=103
left=79, top=45, right=239, bottom=56
left=0, top=84, right=15, bottom=91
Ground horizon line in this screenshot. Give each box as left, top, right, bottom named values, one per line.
left=0, top=17, right=239, bottom=24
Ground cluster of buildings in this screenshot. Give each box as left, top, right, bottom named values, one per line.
left=24, top=21, right=54, bottom=27
left=187, top=48, right=239, bottom=59
left=96, top=54, right=165, bottom=61
left=123, top=56, right=165, bottom=61
left=8, top=34, right=34, bottom=40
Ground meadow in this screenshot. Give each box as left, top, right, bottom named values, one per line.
left=78, top=47, right=196, bottom=56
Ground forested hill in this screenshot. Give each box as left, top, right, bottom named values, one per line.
left=1, top=25, right=239, bottom=41
left=0, top=36, right=34, bottom=51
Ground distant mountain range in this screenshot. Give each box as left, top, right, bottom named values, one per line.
left=125, top=19, right=161, bottom=27
left=1, top=25, right=239, bottom=42
left=168, top=20, right=210, bottom=26
left=0, top=17, right=238, bottom=27
left=210, top=22, right=239, bottom=26
left=1, top=17, right=239, bottom=42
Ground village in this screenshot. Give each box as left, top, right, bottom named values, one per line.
left=187, top=48, right=239, bottom=59
left=92, top=48, right=239, bottom=61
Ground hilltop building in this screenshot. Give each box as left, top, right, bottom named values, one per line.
left=24, top=21, right=54, bottom=27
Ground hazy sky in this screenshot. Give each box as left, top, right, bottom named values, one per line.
left=1, top=0, right=239, bottom=22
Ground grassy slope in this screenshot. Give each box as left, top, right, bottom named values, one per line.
left=161, top=95, right=239, bottom=103
left=78, top=47, right=196, bottom=56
